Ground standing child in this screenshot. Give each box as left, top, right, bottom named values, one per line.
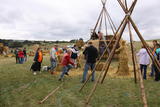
left=18, top=49, right=24, bottom=64
left=137, top=46, right=150, bottom=80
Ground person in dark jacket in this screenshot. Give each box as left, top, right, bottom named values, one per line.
left=14, top=48, right=19, bottom=64
left=150, top=40, right=158, bottom=77
left=81, top=41, right=98, bottom=83
left=32, top=48, right=43, bottom=75
left=23, top=48, right=27, bottom=62
left=154, top=44, right=160, bottom=81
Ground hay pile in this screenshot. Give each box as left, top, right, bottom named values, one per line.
left=32, top=44, right=39, bottom=51
left=43, top=50, right=49, bottom=56
left=76, top=39, right=85, bottom=49
left=28, top=51, right=35, bottom=56
left=55, top=54, right=63, bottom=71
left=115, top=40, right=130, bottom=76
left=95, top=62, right=105, bottom=71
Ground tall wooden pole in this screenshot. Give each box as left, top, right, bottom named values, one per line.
left=128, top=22, right=137, bottom=83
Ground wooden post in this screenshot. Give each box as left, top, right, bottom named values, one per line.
left=128, top=22, right=137, bottom=83
left=93, top=9, right=104, bottom=33
left=39, top=84, right=63, bottom=104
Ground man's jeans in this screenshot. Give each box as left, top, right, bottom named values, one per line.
left=19, top=57, right=24, bottom=64
left=140, top=64, right=147, bottom=80
left=60, top=64, right=73, bottom=79
left=150, top=63, right=155, bottom=76
left=50, top=59, right=57, bottom=71
left=82, top=63, right=95, bottom=82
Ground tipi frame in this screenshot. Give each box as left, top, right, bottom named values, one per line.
left=79, top=0, right=160, bottom=107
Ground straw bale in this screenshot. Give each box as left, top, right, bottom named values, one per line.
left=88, top=40, right=99, bottom=50
left=95, top=62, right=104, bottom=71
left=55, top=63, right=63, bottom=72
left=116, top=40, right=130, bottom=76
left=76, top=39, right=85, bottom=49
left=0, top=43, right=4, bottom=47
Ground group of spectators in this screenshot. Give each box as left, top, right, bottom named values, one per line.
left=137, top=40, right=160, bottom=81
left=14, top=48, right=27, bottom=64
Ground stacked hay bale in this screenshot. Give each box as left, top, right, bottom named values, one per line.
left=76, top=39, right=85, bottom=49
left=55, top=53, right=63, bottom=71
left=95, top=62, right=105, bottom=71
left=28, top=51, right=35, bottom=56
left=115, top=40, right=130, bottom=76
left=32, top=44, right=39, bottom=52
left=77, top=51, right=85, bottom=68
left=6, top=53, right=15, bottom=57
left=3, top=46, right=9, bottom=55
left=43, top=50, right=49, bottom=56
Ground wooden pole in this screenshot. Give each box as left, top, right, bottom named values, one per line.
left=85, top=66, right=104, bottom=105
left=128, top=22, right=137, bottom=83
left=93, top=8, right=104, bottom=33
left=39, top=83, right=63, bottom=104
left=135, top=55, right=148, bottom=107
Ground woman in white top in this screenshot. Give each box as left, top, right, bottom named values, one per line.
left=137, top=46, right=150, bottom=80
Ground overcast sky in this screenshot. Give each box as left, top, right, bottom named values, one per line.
left=0, top=0, right=160, bottom=41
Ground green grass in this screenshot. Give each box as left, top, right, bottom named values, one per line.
left=0, top=56, right=160, bottom=107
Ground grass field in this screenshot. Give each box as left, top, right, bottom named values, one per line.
left=0, top=55, right=160, bottom=107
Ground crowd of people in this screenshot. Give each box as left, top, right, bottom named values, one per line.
left=14, top=48, right=27, bottom=64
left=137, top=40, right=160, bottom=81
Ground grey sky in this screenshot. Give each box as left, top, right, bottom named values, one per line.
left=0, top=0, right=160, bottom=41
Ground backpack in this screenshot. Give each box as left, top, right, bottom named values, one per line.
left=71, top=52, right=78, bottom=59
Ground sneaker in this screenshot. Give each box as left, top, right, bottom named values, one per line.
left=65, top=72, right=69, bottom=76
left=33, top=72, right=37, bottom=75
left=58, top=78, right=62, bottom=81
left=51, top=72, right=55, bottom=75
left=91, top=80, right=95, bottom=82
left=81, top=80, right=85, bottom=83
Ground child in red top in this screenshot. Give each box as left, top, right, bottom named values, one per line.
left=59, top=49, right=74, bottom=81
left=18, top=49, right=24, bottom=64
